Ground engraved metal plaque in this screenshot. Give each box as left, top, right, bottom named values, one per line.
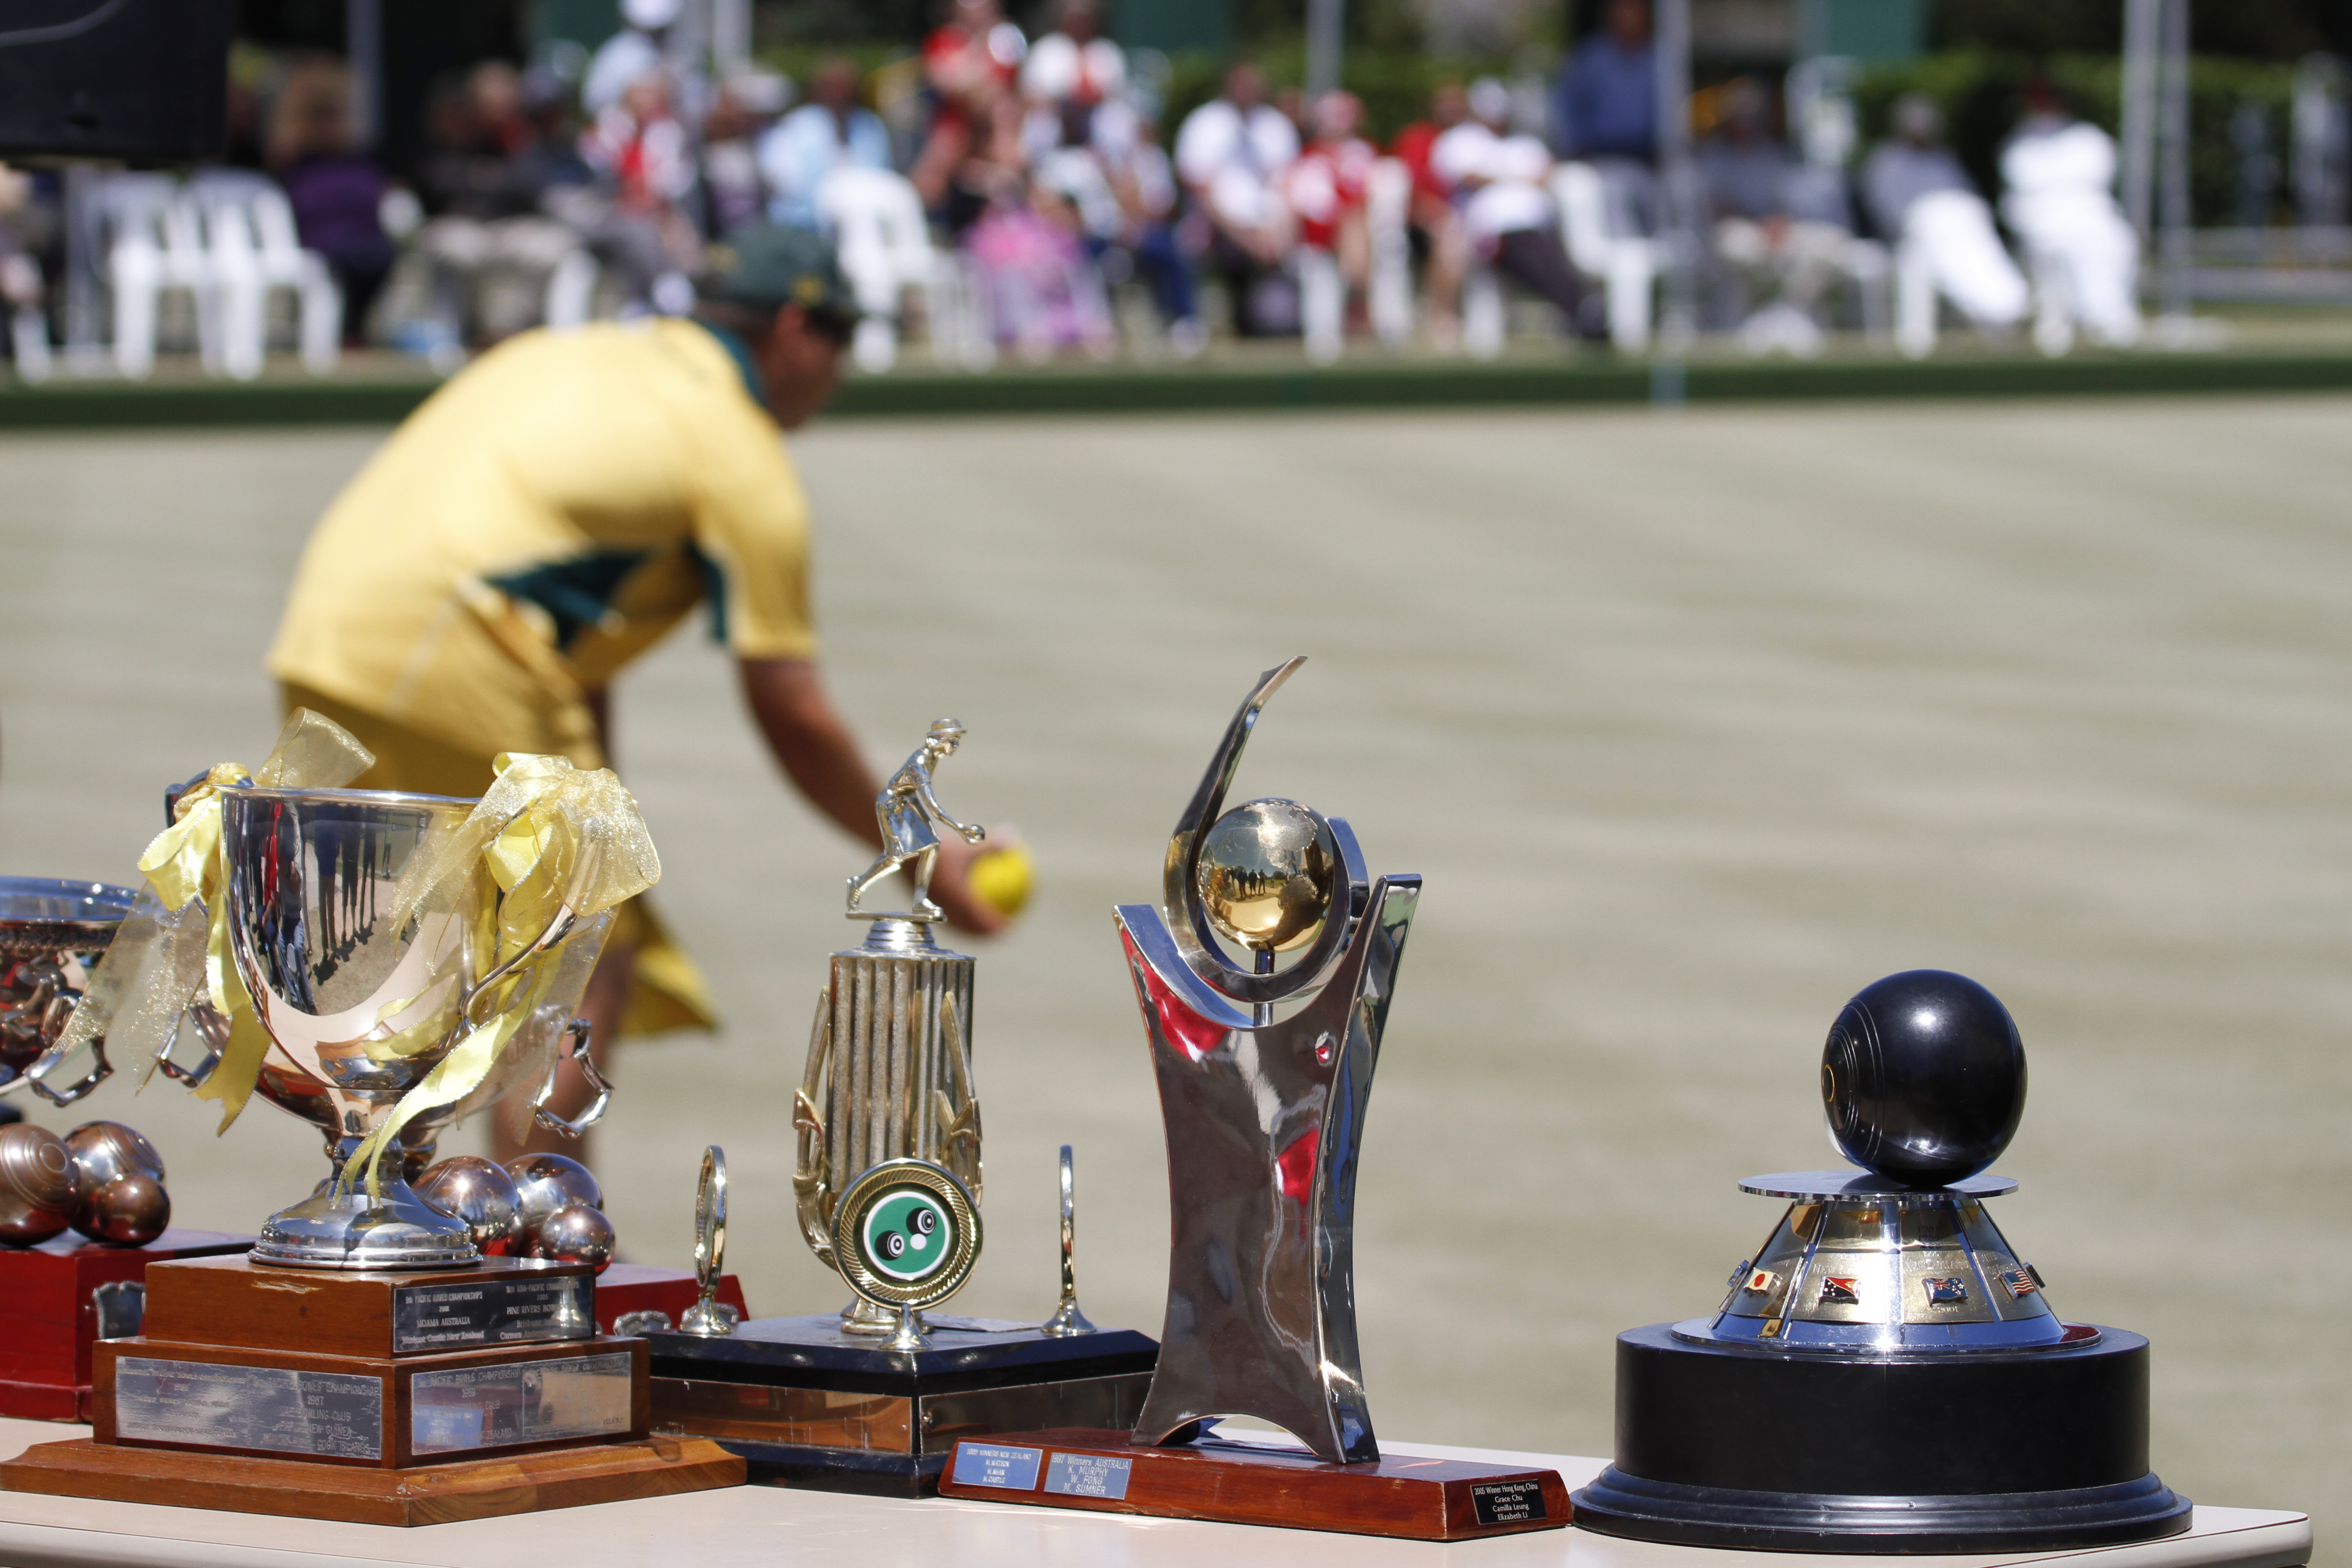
left=409, top=1351, right=633, bottom=1455
left=1470, top=1479, right=1548, bottom=1526
left=1044, top=1451, right=1133, bottom=1499
left=114, top=1357, right=382, bottom=1460
left=393, top=1274, right=591, bottom=1353
left=952, top=1442, right=1042, bottom=1489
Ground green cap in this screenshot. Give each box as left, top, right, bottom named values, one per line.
left=698, top=225, right=859, bottom=320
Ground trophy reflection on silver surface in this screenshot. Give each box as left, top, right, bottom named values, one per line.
left=0, top=879, right=139, bottom=1106
left=1115, top=657, right=1420, bottom=1466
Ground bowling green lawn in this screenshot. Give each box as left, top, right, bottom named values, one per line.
left=2, top=396, right=2348, bottom=1556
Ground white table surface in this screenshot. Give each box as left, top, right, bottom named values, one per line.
left=0, top=1418, right=2311, bottom=1568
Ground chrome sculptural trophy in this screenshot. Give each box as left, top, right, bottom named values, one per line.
left=220, top=787, right=610, bottom=1269
left=795, top=721, right=985, bottom=1335
left=1115, top=658, right=1420, bottom=1466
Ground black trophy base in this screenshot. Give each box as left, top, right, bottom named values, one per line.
left=1571, top=1322, right=2192, bottom=1554
left=648, top=1313, right=1157, bottom=1497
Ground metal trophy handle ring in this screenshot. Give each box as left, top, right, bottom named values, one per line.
left=677, top=1144, right=740, bottom=1337
left=529, top=1016, right=610, bottom=1139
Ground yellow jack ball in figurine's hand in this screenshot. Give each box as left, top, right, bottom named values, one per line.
left=968, top=842, right=1033, bottom=919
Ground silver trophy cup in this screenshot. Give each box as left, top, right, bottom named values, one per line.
left=222, top=786, right=607, bottom=1270
left=0, top=878, right=140, bottom=1104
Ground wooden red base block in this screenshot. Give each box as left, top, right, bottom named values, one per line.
left=0, top=1434, right=744, bottom=1526
left=591, top=1264, right=750, bottom=1333
left=0, top=1229, right=251, bottom=1423
left=939, top=1427, right=1571, bottom=1541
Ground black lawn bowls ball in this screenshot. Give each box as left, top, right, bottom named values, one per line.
left=1821, top=969, right=2026, bottom=1187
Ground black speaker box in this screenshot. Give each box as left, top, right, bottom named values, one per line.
left=0, top=0, right=234, bottom=163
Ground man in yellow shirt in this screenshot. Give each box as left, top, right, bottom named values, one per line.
left=268, top=226, right=1005, bottom=1160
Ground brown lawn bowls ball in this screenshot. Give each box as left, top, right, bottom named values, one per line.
left=65, top=1121, right=166, bottom=1239
left=84, top=1172, right=169, bottom=1247
left=533, top=1201, right=615, bottom=1273
left=0, top=1123, right=78, bottom=1246
left=506, top=1152, right=602, bottom=1248
left=415, top=1155, right=525, bottom=1257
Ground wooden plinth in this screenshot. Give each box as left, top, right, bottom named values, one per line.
left=938, top=1427, right=1571, bottom=1541
left=0, top=1229, right=252, bottom=1423
left=0, top=1248, right=748, bottom=1522
left=141, top=1252, right=594, bottom=1359
left=0, top=1433, right=744, bottom=1526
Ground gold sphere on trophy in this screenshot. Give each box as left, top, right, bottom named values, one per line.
left=1194, top=797, right=1339, bottom=954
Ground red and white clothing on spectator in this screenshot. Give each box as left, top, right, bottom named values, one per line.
left=1021, top=31, right=1125, bottom=106
left=1174, top=98, right=1300, bottom=233
left=1430, top=120, right=1555, bottom=242
left=1391, top=120, right=1451, bottom=206
left=924, top=20, right=1025, bottom=100
left=584, top=104, right=696, bottom=212
left=1282, top=136, right=1376, bottom=251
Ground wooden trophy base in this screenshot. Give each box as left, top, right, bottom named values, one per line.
left=1, top=1433, right=743, bottom=1526
left=0, top=1253, right=747, bottom=1524
left=939, top=1427, right=1571, bottom=1541
left=0, top=1229, right=253, bottom=1423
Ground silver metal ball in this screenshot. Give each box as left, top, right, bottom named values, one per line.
left=65, top=1121, right=166, bottom=1240
left=0, top=1123, right=77, bottom=1246
left=505, top=1152, right=602, bottom=1249
left=532, top=1201, right=615, bottom=1274
left=84, top=1172, right=169, bottom=1247
left=415, top=1155, right=525, bottom=1257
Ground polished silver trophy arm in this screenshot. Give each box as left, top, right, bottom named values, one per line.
left=1041, top=1144, right=1096, bottom=1337
left=678, top=1144, right=740, bottom=1337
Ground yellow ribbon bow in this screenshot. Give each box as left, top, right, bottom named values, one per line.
left=53, top=710, right=376, bottom=1131
left=340, top=751, right=660, bottom=1197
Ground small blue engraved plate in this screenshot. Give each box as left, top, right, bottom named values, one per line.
left=953, top=1442, right=1043, bottom=1490
left=1044, top=1452, right=1133, bottom=1500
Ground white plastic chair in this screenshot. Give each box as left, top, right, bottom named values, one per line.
left=1364, top=157, right=1413, bottom=347
left=1893, top=189, right=2030, bottom=359
left=1551, top=162, right=1661, bottom=351
left=1462, top=261, right=1506, bottom=359
left=104, top=174, right=222, bottom=379
left=1298, top=248, right=1343, bottom=365
left=194, top=172, right=338, bottom=379
left=814, top=166, right=975, bottom=372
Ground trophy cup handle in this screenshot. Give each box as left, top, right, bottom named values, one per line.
left=21, top=1020, right=113, bottom=1107
left=528, top=1016, right=611, bottom=1138
left=151, top=1000, right=228, bottom=1089
left=792, top=987, right=837, bottom=1268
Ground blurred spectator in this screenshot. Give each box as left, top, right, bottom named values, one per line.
left=268, top=56, right=395, bottom=346
left=586, top=0, right=677, bottom=117
left=1176, top=61, right=1299, bottom=336
left=1863, top=93, right=2027, bottom=353
left=1391, top=80, right=1470, bottom=345
left=927, top=0, right=1027, bottom=106
left=583, top=67, right=704, bottom=308
left=0, top=162, right=51, bottom=376
left=2000, top=77, right=2141, bottom=352
left=1023, top=0, right=1125, bottom=108
left=1555, top=0, right=1656, bottom=163
left=703, top=71, right=791, bottom=237
left=1035, top=99, right=1201, bottom=350
left=417, top=62, right=582, bottom=342
left=1434, top=77, right=1593, bottom=335
left=1282, top=91, right=1377, bottom=326
left=1697, top=77, right=1853, bottom=353
left=762, top=58, right=893, bottom=233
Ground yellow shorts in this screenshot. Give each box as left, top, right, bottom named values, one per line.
left=280, top=683, right=718, bottom=1040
